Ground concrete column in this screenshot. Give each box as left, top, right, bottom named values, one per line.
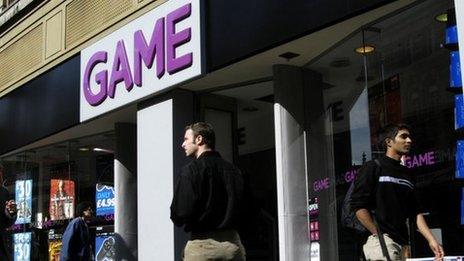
left=114, top=122, right=137, bottom=260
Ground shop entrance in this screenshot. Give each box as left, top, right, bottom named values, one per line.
left=197, top=81, right=279, bottom=261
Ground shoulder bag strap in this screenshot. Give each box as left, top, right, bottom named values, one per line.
left=373, top=159, right=392, bottom=261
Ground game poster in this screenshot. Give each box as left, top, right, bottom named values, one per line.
left=49, top=179, right=75, bottom=220
left=455, top=94, right=464, bottom=130
left=48, top=230, right=62, bottom=261
left=95, top=226, right=116, bottom=261
left=368, top=75, right=402, bottom=148
left=456, top=141, right=464, bottom=179
left=96, top=184, right=115, bottom=217
left=13, top=232, right=31, bottom=261
left=15, top=179, right=32, bottom=224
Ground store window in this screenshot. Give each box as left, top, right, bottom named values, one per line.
left=0, top=132, right=115, bottom=260
left=306, top=0, right=463, bottom=259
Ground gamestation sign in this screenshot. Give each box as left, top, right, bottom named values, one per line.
left=80, top=0, right=203, bottom=122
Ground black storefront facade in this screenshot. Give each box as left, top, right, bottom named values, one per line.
left=0, top=0, right=463, bottom=260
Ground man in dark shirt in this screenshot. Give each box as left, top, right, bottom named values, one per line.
left=0, top=164, right=17, bottom=261
left=60, top=201, right=93, bottom=261
left=171, top=122, right=246, bottom=261
left=351, top=124, right=444, bottom=260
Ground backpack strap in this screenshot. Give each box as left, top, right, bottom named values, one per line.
left=372, top=159, right=392, bottom=261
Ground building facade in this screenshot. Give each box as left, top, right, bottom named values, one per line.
left=0, top=0, right=463, bottom=260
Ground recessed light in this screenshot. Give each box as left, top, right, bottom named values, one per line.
left=330, top=58, right=351, bottom=68
left=435, top=13, right=447, bottom=23
left=79, top=148, right=90, bottom=152
left=354, top=45, right=375, bottom=54
left=278, top=52, right=300, bottom=60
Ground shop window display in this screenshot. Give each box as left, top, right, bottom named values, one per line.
left=306, top=0, right=463, bottom=259
left=0, top=132, right=115, bottom=260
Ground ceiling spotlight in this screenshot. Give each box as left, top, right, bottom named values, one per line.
left=435, top=13, right=447, bottom=23
left=93, top=148, right=114, bottom=153
left=79, top=148, right=90, bottom=152
left=354, top=45, right=375, bottom=54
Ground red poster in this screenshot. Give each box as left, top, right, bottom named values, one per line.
left=368, top=75, right=402, bottom=147
left=49, top=179, right=75, bottom=220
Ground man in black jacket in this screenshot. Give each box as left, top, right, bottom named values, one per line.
left=351, top=124, right=444, bottom=260
left=171, top=122, right=246, bottom=261
left=0, top=164, right=17, bottom=261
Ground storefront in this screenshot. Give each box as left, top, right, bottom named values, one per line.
left=0, top=0, right=463, bottom=260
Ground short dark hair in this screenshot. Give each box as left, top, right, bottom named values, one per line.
left=378, top=123, right=411, bottom=149
left=76, top=201, right=92, bottom=217
left=185, top=122, right=216, bottom=150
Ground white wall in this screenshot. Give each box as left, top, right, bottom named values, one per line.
left=137, top=100, right=174, bottom=260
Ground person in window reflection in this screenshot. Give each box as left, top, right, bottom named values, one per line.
left=60, top=202, right=93, bottom=261
left=0, top=164, right=17, bottom=261
left=170, top=122, right=247, bottom=261
left=351, top=124, right=444, bottom=261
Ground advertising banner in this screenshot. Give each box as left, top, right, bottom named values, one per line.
left=13, top=232, right=32, bottom=261
left=15, top=179, right=32, bottom=224
left=48, top=229, right=62, bottom=261
left=96, top=184, right=115, bottom=216
left=50, top=179, right=75, bottom=220
left=80, top=0, right=203, bottom=122
left=95, top=226, right=115, bottom=261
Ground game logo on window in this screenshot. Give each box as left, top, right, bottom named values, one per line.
left=49, top=180, right=75, bottom=220
left=95, top=226, right=115, bottom=261
left=13, top=232, right=31, bottom=261
left=96, top=184, right=115, bottom=217
left=15, top=180, right=32, bottom=224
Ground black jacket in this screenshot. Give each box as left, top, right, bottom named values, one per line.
left=170, top=151, right=245, bottom=233
left=351, top=156, right=422, bottom=245
left=0, top=186, right=15, bottom=261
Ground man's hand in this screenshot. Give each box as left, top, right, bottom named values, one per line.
left=5, top=200, right=17, bottom=216
left=428, top=239, right=444, bottom=261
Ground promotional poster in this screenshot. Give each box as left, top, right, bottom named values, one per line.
left=95, top=226, right=116, bottom=261
left=96, top=184, right=115, bottom=217
left=455, top=94, right=464, bottom=129
left=48, top=229, right=62, bottom=261
left=15, top=179, right=32, bottom=224
left=49, top=179, right=75, bottom=220
left=13, top=232, right=32, bottom=261
left=368, top=75, right=401, bottom=147
left=456, top=141, right=464, bottom=179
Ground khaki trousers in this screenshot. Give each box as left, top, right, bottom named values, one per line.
left=184, top=230, right=246, bottom=261
left=363, top=234, right=410, bottom=261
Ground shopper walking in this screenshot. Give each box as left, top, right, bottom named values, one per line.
left=351, top=124, right=444, bottom=261
left=171, top=122, right=246, bottom=261
left=0, top=164, right=17, bottom=261
left=60, top=201, right=94, bottom=261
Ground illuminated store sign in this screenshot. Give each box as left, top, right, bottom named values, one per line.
left=80, top=0, right=203, bottom=121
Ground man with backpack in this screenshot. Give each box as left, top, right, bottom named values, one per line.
left=350, top=124, right=444, bottom=260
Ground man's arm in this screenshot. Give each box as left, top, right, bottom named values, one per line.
left=355, top=208, right=377, bottom=235
left=170, top=167, right=197, bottom=226
left=416, top=214, right=444, bottom=260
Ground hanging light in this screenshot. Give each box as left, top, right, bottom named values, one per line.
left=354, top=45, right=375, bottom=54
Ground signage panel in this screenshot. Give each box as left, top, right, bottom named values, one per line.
left=80, top=0, right=203, bottom=121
